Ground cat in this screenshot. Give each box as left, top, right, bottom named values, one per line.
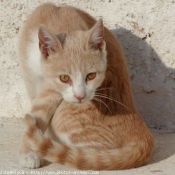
left=18, top=3, right=154, bottom=170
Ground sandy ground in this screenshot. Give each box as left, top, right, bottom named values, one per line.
left=0, top=117, right=175, bottom=175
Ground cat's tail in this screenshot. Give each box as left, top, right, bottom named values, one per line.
left=25, top=115, right=154, bottom=170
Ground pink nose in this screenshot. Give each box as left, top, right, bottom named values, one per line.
left=74, top=95, right=85, bottom=101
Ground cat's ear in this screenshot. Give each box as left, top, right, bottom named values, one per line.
left=38, top=25, right=63, bottom=59
left=87, top=19, right=105, bottom=51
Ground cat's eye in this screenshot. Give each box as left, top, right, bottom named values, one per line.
left=86, top=72, right=96, bottom=81
left=60, top=75, right=71, bottom=83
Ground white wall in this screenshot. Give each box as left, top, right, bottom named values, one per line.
left=1, top=0, right=175, bottom=131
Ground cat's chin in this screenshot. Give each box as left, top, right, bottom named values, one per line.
left=71, top=102, right=84, bottom=106
left=65, top=99, right=91, bottom=106
left=70, top=101, right=89, bottom=105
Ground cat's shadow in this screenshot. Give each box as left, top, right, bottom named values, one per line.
left=111, top=27, right=175, bottom=165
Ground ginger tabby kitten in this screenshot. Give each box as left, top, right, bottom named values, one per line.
left=18, top=3, right=154, bottom=170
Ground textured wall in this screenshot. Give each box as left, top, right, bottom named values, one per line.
left=0, top=0, right=175, bottom=131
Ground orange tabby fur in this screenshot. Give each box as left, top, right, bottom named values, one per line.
left=18, top=3, right=154, bottom=170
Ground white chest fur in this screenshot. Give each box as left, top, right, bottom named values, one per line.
left=27, top=30, right=42, bottom=78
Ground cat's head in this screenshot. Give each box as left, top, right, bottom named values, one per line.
left=39, top=19, right=107, bottom=104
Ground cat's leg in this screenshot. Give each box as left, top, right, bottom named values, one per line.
left=19, top=89, right=62, bottom=168
left=18, top=134, right=43, bottom=168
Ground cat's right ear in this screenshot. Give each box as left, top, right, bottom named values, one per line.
left=38, top=25, right=62, bottom=59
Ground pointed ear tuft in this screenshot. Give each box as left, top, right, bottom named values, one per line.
left=38, top=25, right=62, bottom=59
left=87, top=19, right=105, bottom=51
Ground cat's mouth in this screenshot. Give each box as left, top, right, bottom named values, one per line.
left=73, top=99, right=87, bottom=104
left=69, top=101, right=87, bottom=107
left=66, top=98, right=90, bottom=105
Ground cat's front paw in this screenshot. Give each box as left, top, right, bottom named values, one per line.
left=18, top=151, right=43, bottom=168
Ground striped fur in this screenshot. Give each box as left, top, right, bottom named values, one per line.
left=25, top=114, right=153, bottom=170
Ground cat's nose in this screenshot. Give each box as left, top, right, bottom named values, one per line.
left=74, top=94, right=85, bottom=101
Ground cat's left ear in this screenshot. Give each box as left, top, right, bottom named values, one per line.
left=38, top=25, right=63, bottom=59
left=86, top=19, right=105, bottom=51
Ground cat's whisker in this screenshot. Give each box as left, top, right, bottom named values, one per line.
left=95, top=93, right=131, bottom=111
left=93, top=97, right=112, bottom=115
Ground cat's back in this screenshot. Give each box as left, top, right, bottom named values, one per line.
left=18, top=3, right=92, bottom=61
left=21, top=3, right=89, bottom=38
